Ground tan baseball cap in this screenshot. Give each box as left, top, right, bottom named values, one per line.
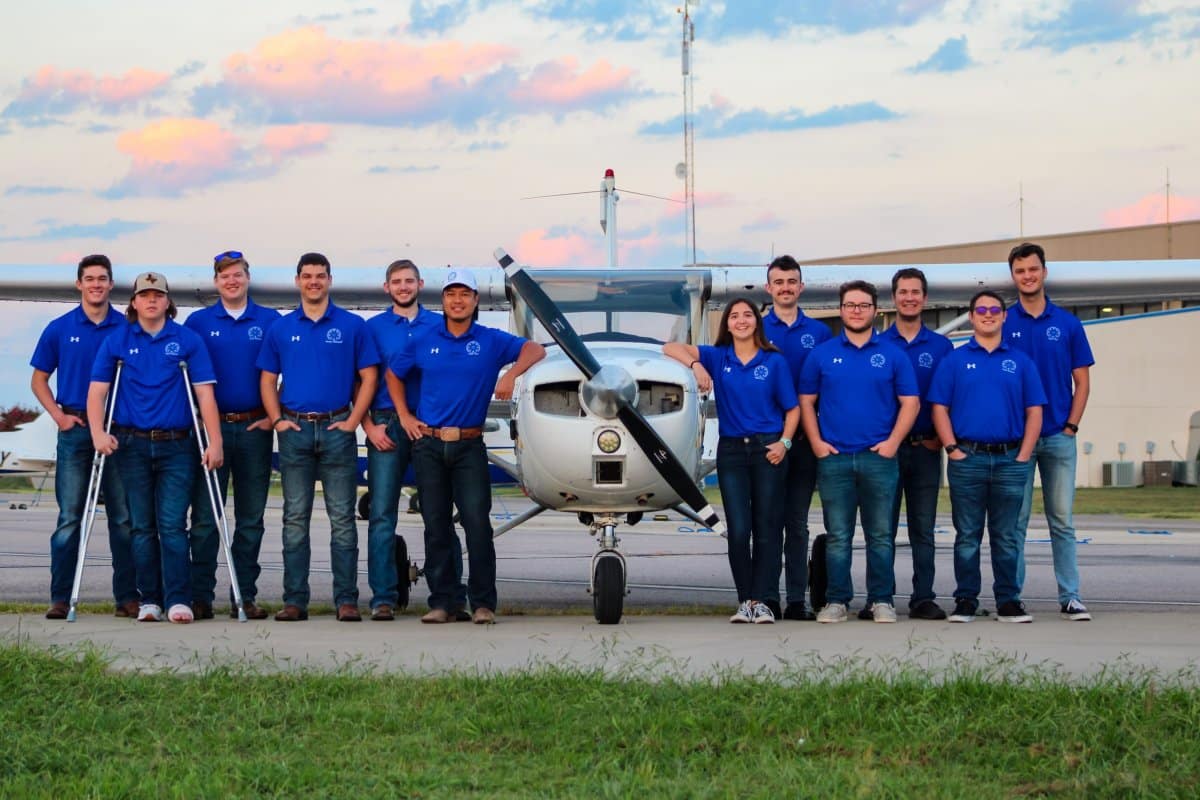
left=132, top=271, right=170, bottom=295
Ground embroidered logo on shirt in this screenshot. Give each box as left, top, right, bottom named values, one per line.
left=430, top=347, right=440, bottom=355
left=128, top=348, right=139, bottom=355
left=1011, top=331, right=1022, bottom=338
left=69, top=336, right=80, bottom=343
left=1002, top=359, right=1017, bottom=374
left=165, top=342, right=181, bottom=356
left=466, top=341, right=482, bottom=356
left=869, top=353, right=886, bottom=368
left=800, top=333, right=815, bottom=349
left=918, top=352, right=933, bottom=368
left=753, top=365, right=769, bottom=381
left=291, top=335, right=301, bottom=342
left=326, top=328, right=343, bottom=344
left=832, top=357, right=843, bottom=364
left=966, top=363, right=977, bottom=370
left=248, top=326, right=263, bottom=341
left=1046, top=326, right=1062, bottom=342
left=210, top=331, right=220, bottom=337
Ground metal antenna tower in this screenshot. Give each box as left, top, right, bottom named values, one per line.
left=681, top=1, right=697, bottom=266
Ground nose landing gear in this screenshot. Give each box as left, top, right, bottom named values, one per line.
left=588, top=515, right=628, bottom=624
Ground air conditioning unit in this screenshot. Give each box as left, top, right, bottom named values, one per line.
left=1143, top=460, right=1175, bottom=487
left=1102, top=461, right=1136, bottom=487
left=1172, top=460, right=1198, bottom=487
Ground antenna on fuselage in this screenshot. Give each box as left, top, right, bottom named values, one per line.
left=600, top=168, right=619, bottom=268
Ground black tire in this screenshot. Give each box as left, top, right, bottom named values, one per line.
left=592, top=554, right=624, bottom=625
left=394, top=534, right=411, bottom=611
left=809, top=533, right=828, bottom=612
left=357, top=491, right=370, bottom=521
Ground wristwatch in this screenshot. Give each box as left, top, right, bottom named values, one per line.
left=944, top=443, right=960, bottom=454
left=780, top=437, right=792, bottom=451
left=1064, top=422, right=1079, bottom=433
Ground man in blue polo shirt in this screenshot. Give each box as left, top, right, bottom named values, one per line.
left=799, top=280, right=918, bottom=624
left=258, top=252, right=379, bottom=623
left=1004, top=242, right=1095, bottom=622
left=761, top=254, right=831, bottom=621
left=881, top=267, right=955, bottom=621
left=389, top=268, right=545, bottom=624
left=930, top=290, right=1046, bottom=623
left=31, top=254, right=137, bottom=620
left=183, top=250, right=282, bottom=620
left=89, top=272, right=223, bottom=624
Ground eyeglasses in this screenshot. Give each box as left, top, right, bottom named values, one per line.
left=840, top=302, right=876, bottom=312
left=973, top=305, right=1004, bottom=316
left=213, top=250, right=243, bottom=264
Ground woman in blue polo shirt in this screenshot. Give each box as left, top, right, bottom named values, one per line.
left=665, top=298, right=799, bottom=624
left=89, top=273, right=223, bottom=625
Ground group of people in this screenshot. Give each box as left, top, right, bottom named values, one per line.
left=35, top=252, right=542, bottom=625
left=664, top=243, right=1094, bottom=625
left=35, top=242, right=1091, bottom=627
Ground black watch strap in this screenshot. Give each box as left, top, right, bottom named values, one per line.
left=1064, top=422, right=1079, bottom=433
left=945, top=443, right=960, bottom=454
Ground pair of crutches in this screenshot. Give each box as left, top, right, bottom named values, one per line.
left=66, top=360, right=248, bottom=622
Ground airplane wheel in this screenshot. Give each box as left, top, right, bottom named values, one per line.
left=394, top=534, right=410, bottom=611
left=809, top=533, right=828, bottom=612
left=357, top=491, right=370, bottom=521
left=592, top=554, right=624, bottom=625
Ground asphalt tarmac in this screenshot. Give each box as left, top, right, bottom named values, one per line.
left=2, top=491, right=1198, bottom=678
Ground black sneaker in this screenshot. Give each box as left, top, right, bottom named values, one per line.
left=857, top=603, right=874, bottom=621
left=1060, top=599, right=1092, bottom=621
left=996, top=600, right=1033, bottom=623
left=783, top=603, right=816, bottom=621
left=948, top=598, right=978, bottom=623
left=763, top=599, right=783, bottom=620
left=909, top=599, right=947, bottom=620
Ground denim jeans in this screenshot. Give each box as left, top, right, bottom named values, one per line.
left=890, top=442, right=942, bottom=607
left=817, top=451, right=899, bottom=606
left=777, top=437, right=818, bottom=607
left=277, top=415, right=359, bottom=611
left=1015, top=432, right=1082, bottom=604
left=717, top=435, right=787, bottom=602
left=49, top=425, right=137, bottom=604
left=947, top=449, right=1031, bottom=605
left=113, top=434, right=197, bottom=609
left=188, top=419, right=273, bottom=604
left=412, top=436, right=496, bottom=612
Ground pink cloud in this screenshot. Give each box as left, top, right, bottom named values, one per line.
left=742, top=211, right=785, bottom=233
left=515, top=228, right=602, bottom=266
left=663, top=190, right=736, bottom=219
left=261, top=123, right=332, bottom=161
left=196, top=27, right=638, bottom=126
left=1103, top=193, right=1200, bottom=228
left=9, top=65, right=169, bottom=115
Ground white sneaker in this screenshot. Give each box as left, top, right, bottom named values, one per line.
left=1061, top=599, right=1092, bottom=621
left=751, top=602, right=775, bottom=624
left=816, top=603, right=848, bottom=624
left=729, top=600, right=754, bottom=624
left=872, top=602, right=898, bottom=623
left=167, top=604, right=194, bottom=624
left=136, top=603, right=163, bottom=622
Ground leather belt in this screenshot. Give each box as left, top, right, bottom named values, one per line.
left=958, top=438, right=1022, bottom=454
left=114, top=426, right=191, bottom=441
left=220, top=407, right=266, bottom=423
left=60, top=405, right=87, bottom=419
left=419, top=425, right=483, bottom=441
left=282, top=405, right=352, bottom=422
left=907, top=434, right=933, bottom=446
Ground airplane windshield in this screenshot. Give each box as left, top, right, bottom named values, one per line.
left=517, top=270, right=709, bottom=345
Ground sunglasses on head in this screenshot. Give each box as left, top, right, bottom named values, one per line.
left=974, top=305, right=1004, bottom=316
left=213, top=250, right=243, bottom=264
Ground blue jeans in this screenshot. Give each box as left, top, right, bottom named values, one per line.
left=188, top=419, right=273, bottom=604
left=113, top=434, right=197, bottom=609
left=277, top=416, right=359, bottom=611
left=1015, top=432, right=1082, bottom=604
left=817, top=451, right=898, bottom=606
left=947, top=449, right=1031, bottom=605
left=890, top=442, right=942, bottom=607
left=49, top=425, right=137, bottom=604
left=717, top=435, right=786, bottom=602
left=778, top=437, right=818, bottom=607
left=412, top=436, right=496, bottom=612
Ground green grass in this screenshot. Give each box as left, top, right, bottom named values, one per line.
left=2, top=643, right=1197, bottom=798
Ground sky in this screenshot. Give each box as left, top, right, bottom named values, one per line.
left=1, top=0, right=1198, bottom=406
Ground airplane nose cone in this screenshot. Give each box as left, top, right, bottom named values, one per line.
left=580, top=364, right=638, bottom=419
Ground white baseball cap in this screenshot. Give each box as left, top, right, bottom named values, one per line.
left=443, top=268, right=478, bottom=293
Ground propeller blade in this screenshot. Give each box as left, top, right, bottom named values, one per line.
left=494, top=248, right=725, bottom=536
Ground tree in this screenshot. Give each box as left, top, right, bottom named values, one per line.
left=0, top=405, right=40, bottom=433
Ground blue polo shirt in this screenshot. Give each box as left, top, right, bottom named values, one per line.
left=798, top=332, right=919, bottom=454
left=698, top=345, right=796, bottom=438
left=881, top=323, right=954, bottom=437
left=365, top=305, right=440, bottom=411
left=183, top=298, right=282, bottom=413
left=927, top=338, right=1047, bottom=443
left=1002, top=299, right=1094, bottom=436
left=256, top=302, right=379, bottom=413
left=390, top=321, right=526, bottom=428
left=761, top=309, right=832, bottom=392
left=30, top=304, right=126, bottom=410
left=91, top=319, right=216, bottom=430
